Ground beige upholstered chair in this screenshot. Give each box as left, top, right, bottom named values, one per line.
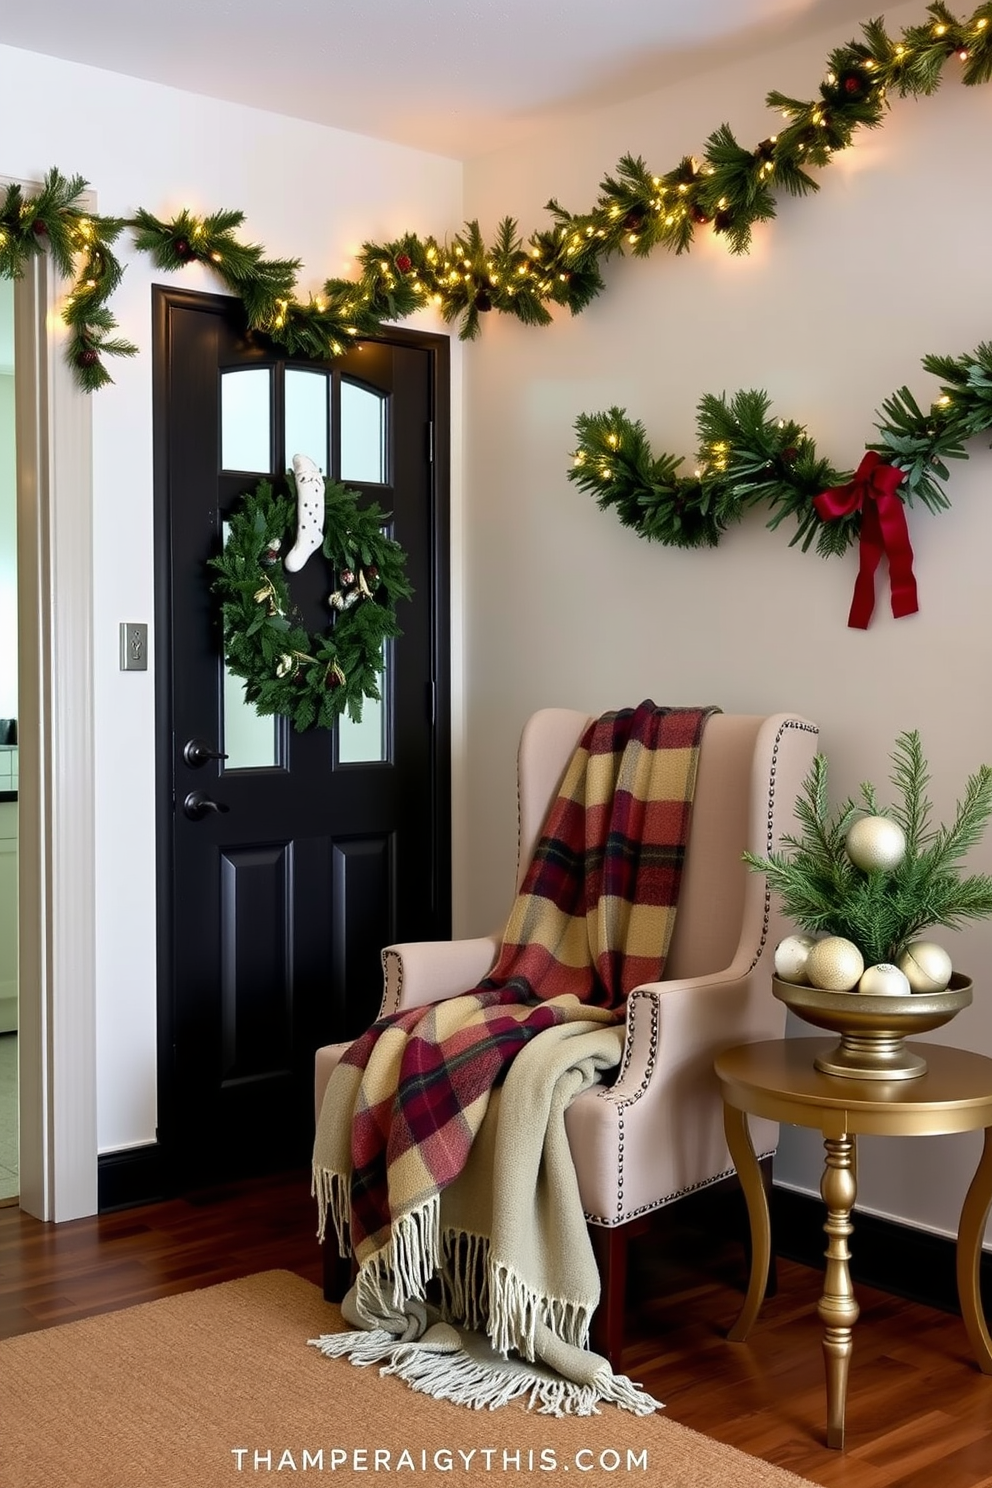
left=315, top=709, right=819, bottom=1363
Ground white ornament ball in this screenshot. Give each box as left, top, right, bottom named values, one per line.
left=897, top=941, right=953, bottom=994
left=845, top=815, right=907, bottom=874
left=774, top=934, right=817, bottom=984
left=805, top=936, right=865, bottom=992
left=857, top=962, right=912, bottom=998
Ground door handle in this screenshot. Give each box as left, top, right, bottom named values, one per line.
left=183, top=736, right=230, bottom=768
left=183, top=790, right=230, bottom=821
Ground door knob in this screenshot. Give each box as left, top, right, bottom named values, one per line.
left=183, top=736, right=230, bottom=768
left=183, top=790, right=230, bottom=821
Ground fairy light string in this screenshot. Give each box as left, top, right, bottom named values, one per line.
left=1, top=3, right=991, bottom=389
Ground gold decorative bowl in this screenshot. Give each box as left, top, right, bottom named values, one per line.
left=772, top=972, right=973, bottom=1080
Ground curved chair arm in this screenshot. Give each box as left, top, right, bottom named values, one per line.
left=565, top=967, right=785, bottom=1225
left=379, top=935, right=501, bottom=1016
left=612, top=965, right=785, bottom=1102
left=315, top=935, right=502, bottom=1121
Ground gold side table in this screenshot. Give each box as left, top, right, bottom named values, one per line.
left=714, top=1037, right=992, bottom=1450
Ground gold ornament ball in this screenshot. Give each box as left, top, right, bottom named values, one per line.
left=805, top=936, right=865, bottom=992
left=897, top=940, right=953, bottom=994
left=857, top=962, right=911, bottom=997
left=845, top=815, right=907, bottom=873
left=774, top=934, right=817, bottom=984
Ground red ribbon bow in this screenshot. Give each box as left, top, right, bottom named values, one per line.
left=812, top=451, right=918, bottom=629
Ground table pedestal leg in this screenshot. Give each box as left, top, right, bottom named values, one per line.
left=956, top=1126, right=992, bottom=1374
left=818, top=1134, right=860, bottom=1450
left=724, top=1103, right=771, bottom=1342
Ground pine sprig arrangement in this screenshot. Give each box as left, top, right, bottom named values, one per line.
left=743, top=731, right=992, bottom=966
left=569, top=336, right=992, bottom=560
left=5, top=5, right=992, bottom=386
left=208, top=476, right=413, bottom=731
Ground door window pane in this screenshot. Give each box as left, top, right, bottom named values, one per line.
left=285, top=368, right=330, bottom=475
left=338, top=644, right=387, bottom=764
left=221, top=368, right=272, bottom=473
left=222, top=665, right=279, bottom=769
left=341, top=380, right=386, bottom=485
left=220, top=521, right=278, bottom=769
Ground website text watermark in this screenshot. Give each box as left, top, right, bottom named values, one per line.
left=231, top=1447, right=649, bottom=1473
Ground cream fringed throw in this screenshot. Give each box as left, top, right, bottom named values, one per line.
left=311, top=702, right=715, bottom=1415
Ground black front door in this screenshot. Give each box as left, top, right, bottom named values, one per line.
left=153, top=288, right=450, bottom=1184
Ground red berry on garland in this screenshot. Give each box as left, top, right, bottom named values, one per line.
left=713, top=210, right=733, bottom=233
left=475, top=290, right=493, bottom=312
left=623, top=211, right=645, bottom=232
left=339, top=567, right=355, bottom=588
left=782, top=446, right=799, bottom=464
left=174, top=239, right=190, bottom=260
left=690, top=205, right=712, bottom=225
left=76, top=348, right=99, bottom=368
left=32, top=219, right=48, bottom=236
left=365, top=564, right=379, bottom=583
left=395, top=253, right=412, bottom=273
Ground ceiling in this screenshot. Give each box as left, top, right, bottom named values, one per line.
left=1, top=0, right=876, bottom=160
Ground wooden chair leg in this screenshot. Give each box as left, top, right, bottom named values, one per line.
left=589, top=1223, right=629, bottom=1369
left=322, top=1239, right=354, bottom=1303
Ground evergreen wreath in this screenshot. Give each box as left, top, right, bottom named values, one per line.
left=743, top=731, right=992, bottom=967
left=2, top=3, right=992, bottom=388
left=208, top=476, right=413, bottom=731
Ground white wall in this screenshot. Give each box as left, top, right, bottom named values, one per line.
left=0, top=44, right=464, bottom=1154
left=461, top=1, right=992, bottom=1244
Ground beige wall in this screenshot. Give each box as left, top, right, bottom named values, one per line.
left=461, top=1, right=992, bottom=1239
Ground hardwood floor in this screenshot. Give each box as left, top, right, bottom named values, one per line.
left=1, top=1174, right=990, bottom=1487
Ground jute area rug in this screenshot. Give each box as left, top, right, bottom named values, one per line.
left=0, top=1270, right=817, bottom=1488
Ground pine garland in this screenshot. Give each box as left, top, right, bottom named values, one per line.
left=1, top=4, right=992, bottom=388
left=743, top=731, right=992, bottom=966
left=568, top=341, right=992, bottom=557
left=208, top=476, right=413, bottom=731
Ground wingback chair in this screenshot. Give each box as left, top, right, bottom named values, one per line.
left=314, top=708, right=819, bottom=1364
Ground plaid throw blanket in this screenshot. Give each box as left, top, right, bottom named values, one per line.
left=312, top=700, right=714, bottom=1413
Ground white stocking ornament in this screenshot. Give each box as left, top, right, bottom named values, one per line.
left=284, top=453, right=326, bottom=572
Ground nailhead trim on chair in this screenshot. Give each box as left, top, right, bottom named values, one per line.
left=380, top=948, right=404, bottom=1017
left=583, top=716, right=819, bottom=1227
left=582, top=1152, right=777, bottom=1227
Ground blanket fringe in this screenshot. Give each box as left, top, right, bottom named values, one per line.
left=590, top=1364, right=663, bottom=1418
left=311, top=1163, right=351, bottom=1256
left=488, top=1256, right=592, bottom=1361
left=307, top=1328, right=405, bottom=1369
left=355, top=1195, right=441, bottom=1318
left=383, top=1341, right=605, bottom=1416
left=441, top=1227, right=591, bottom=1362
left=439, top=1228, right=489, bottom=1334
left=307, top=1330, right=660, bottom=1418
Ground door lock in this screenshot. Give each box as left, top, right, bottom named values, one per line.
left=183, top=737, right=229, bottom=768
left=183, top=790, right=230, bottom=821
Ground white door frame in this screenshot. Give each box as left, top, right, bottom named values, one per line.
left=12, top=187, right=98, bottom=1222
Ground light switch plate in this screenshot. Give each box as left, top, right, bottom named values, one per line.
left=120, top=622, right=148, bottom=672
